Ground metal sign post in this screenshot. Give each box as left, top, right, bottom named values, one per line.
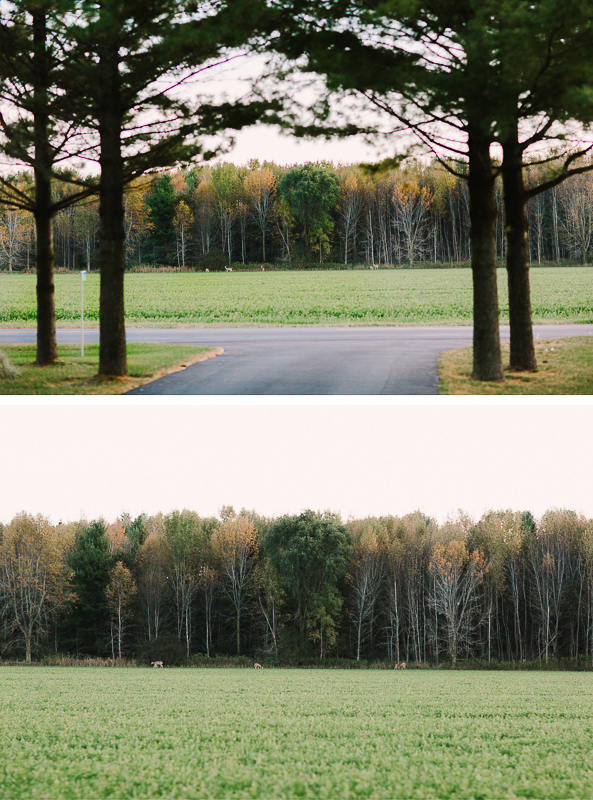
left=80, top=270, right=87, bottom=356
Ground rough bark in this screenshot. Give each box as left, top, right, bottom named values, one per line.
left=467, top=125, right=504, bottom=382
left=502, top=123, right=537, bottom=371
left=98, top=40, right=127, bottom=377
left=33, top=11, right=58, bottom=366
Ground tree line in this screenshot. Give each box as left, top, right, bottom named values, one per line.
left=2, top=506, right=593, bottom=667
left=3, top=157, right=593, bottom=272
left=3, top=0, right=593, bottom=382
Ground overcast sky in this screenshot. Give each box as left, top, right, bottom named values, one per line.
left=1, top=400, right=591, bottom=527
left=219, top=125, right=380, bottom=167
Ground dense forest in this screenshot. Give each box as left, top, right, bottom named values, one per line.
left=1, top=157, right=593, bottom=273
left=2, top=506, right=593, bottom=666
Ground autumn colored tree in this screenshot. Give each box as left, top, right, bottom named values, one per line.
left=337, top=168, right=364, bottom=265
left=212, top=513, right=259, bottom=655
left=106, top=520, right=129, bottom=555
left=192, top=171, right=217, bottom=256
left=211, top=163, right=243, bottom=264
left=105, top=561, right=137, bottom=659
left=123, top=180, right=151, bottom=266
left=392, top=181, right=433, bottom=265
left=174, top=200, right=193, bottom=268
left=0, top=513, right=72, bottom=662
left=429, top=534, right=488, bottom=666
left=245, top=167, right=277, bottom=262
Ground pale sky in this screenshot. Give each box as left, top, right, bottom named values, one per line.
left=219, top=125, right=381, bottom=167
left=1, top=400, right=591, bottom=527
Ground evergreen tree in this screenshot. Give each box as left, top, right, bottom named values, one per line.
left=145, top=175, right=176, bottom=264
left=264, top=0, right=593, bottom=379
left=68, top=0, right=277, bottom=376
left=0, top=2, right=94, bottom=366
left=62, top=521, right=111, bottom=654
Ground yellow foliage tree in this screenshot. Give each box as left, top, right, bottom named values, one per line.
left=429, top=535, right=488, bottom=665
left=212, top=514, right=259, bottom=655
left=0, top=513, right=72, bottom=662
left=105, top=561, right=137, bottom=659
left=245, top=168, right=276, bottom=262
left=173, top=200, right=193, bottom=268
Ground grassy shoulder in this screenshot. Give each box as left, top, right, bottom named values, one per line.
left=0, top=343, right=220, bottom=395
left=439, top=336, right=593, bottom=394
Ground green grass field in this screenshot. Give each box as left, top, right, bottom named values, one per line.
left=1, top=267, right=592, bottom=327
left=2, top=667, right=592, bottom=799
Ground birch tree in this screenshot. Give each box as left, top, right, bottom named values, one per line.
left=349, top=528, right=386, bottom=660
left=137, top=532, right=169, bottom=642
left=105, top=561, right=136, bottom=659
left=391, top=181, right=433, bottom=265
left=428, top=536, right=488, bottom=666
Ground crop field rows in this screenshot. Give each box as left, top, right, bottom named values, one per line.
left=1, top=668, right=592, bottom=799
left=1, top=268, right=592, bottom=327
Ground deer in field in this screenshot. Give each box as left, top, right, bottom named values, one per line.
left=151, top=661, right=164, bottom=668
left=225, top=266, right=233, bottom=272
left=370, top=264, right=379, bottom=270
left=254, top=663, right=263, bottom=669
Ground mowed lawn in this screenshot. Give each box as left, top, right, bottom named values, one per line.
left=2, top=668, right=593, bottom=799
left=1, top=267, right=592, bottom=327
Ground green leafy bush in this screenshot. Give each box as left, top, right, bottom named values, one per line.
left=196, top=249, right=228, bottom=271
left=135, top=634, right=187, bottom=667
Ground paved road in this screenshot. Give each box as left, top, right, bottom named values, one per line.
left=3, top=324, right=591, bottom=395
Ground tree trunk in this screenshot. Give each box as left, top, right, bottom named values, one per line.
left=98, top=40, right=127, bottom=377
left=299, top=599, right=308, bottom=652
left=467, top=125, right=504, bottom=382
left=236, top=604, right=241, bottom=655
left=502, top=123, right=537, bottom=371
left=33, top=11, right=58, bottom=367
